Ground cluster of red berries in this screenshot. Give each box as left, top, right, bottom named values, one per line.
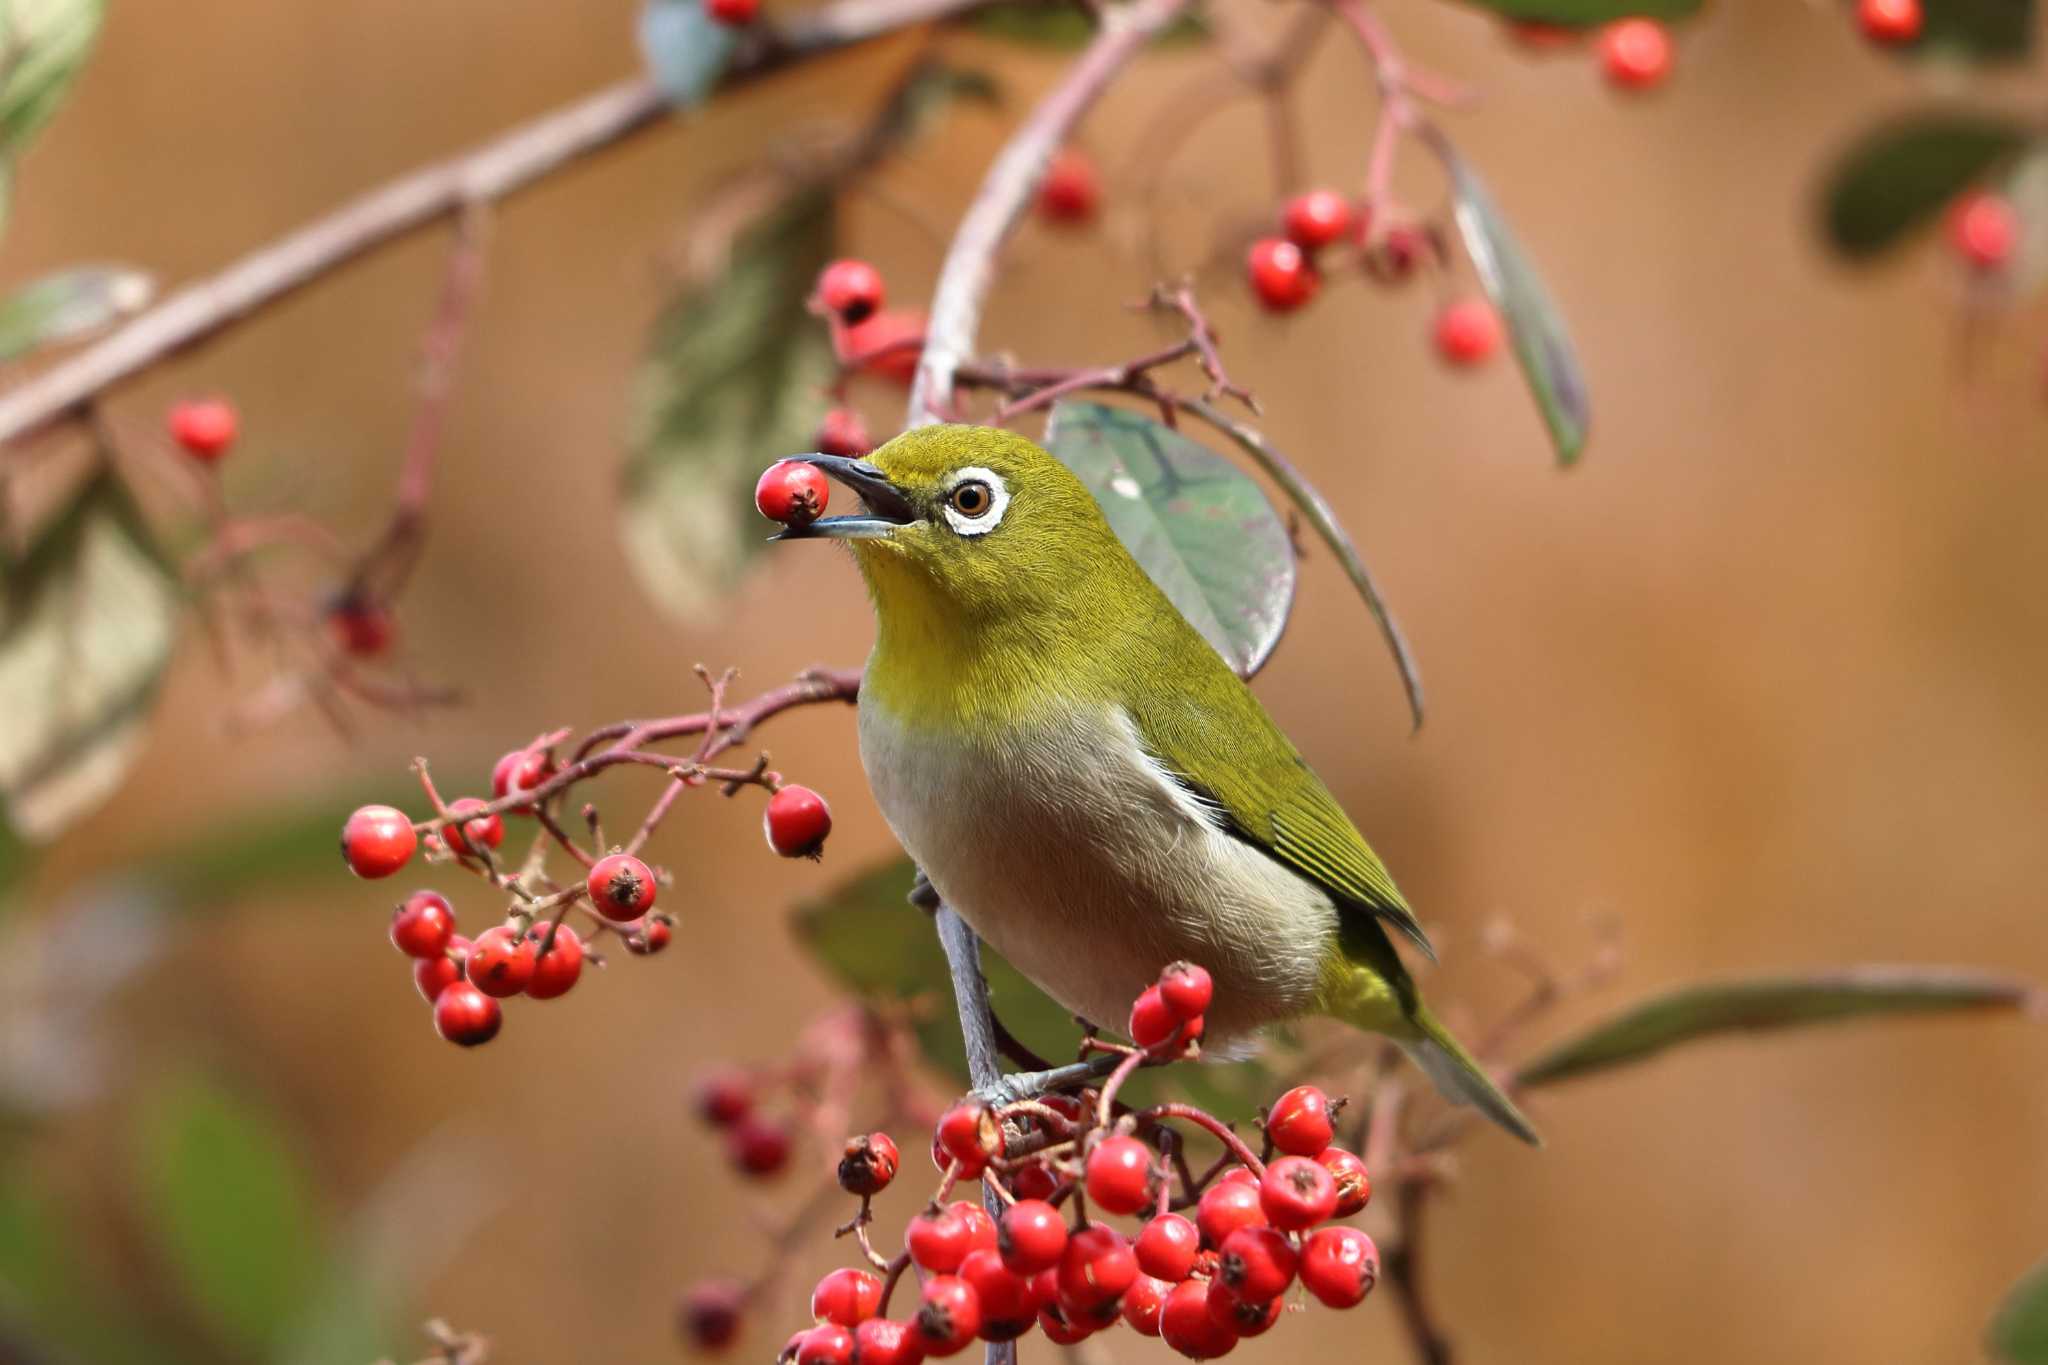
left=694, top=1067, right=801, bottom=1179
left=813, top=259, right=925, bottom=391
left=1242, top=189, right=1504, bottom=368
left=384, top=887, right=603, bottom=1047
left=683, top=965, right=1378, bottom=1363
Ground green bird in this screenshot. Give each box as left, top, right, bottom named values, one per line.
left=776, top=424, right=1538, bottom=1145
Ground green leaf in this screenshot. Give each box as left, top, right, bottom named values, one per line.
left=1990, top=1254, right=2048, bottom=1364
left=1820, top=111, right=2030, bottom=259
left=792, top=858, right=1279, bottom=1114
left=1044, top=401, right=1295, bottom=678
left=619, top=190, right=837, bottom=622
left=637, top=0, right=739, bottom=108
left=1874, top=0, right=2034, bottom=62
left=0, top=0, right=104, bottom=152
left=1516, top=966, right=2043, bottom=1089
left=1440, top=144, right=1591, bottom=466
left=0, top=468, right=178, bottom=843
left=133, top=1073, right=324, bottom=1355
left=1452, top=0, right=1700, bottom=24
left=0, top=264, right=151, bottom=362
left=964, top=0, right=1210, bottom=48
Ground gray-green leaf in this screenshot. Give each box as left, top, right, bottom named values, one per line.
left=1866, top=0, right=2034, bottom=63
left=1044, top=400, right=1295, bottom=678
left=619, top=190, right=837, bottom=622
left=0, top=263, right=151, bottom=362
left=1990, top=1254, right=2048, bottom=1364
left=133, top=1073, right=325, bottom=1355
left=1820, top=110, right=2030, bottom=259
left=1516, top=965, right=2042, bottom=1089
left=0, top=0, right=104, bottom=151
left=964, top=0, right=1210, bottom=48
left=638, top=0, right=739, bottom=108
left=1439, top=142, right=1591, bottom=467
left=0, top=468, right=178, bottom=842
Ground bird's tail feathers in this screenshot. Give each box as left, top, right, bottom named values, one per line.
left=1398, top=1006, right=1543, bottom=1148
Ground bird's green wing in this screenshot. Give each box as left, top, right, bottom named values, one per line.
left=1123, top=686, right=1436, bottom=961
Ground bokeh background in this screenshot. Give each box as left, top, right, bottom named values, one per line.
left=4, top=1, right=2047, bottom=1362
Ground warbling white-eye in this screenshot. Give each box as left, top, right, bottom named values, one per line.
left=772, top=424, right=1538, bottom=1145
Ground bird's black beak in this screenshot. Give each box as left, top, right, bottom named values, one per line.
left=770, top=454, right=918, bottom=540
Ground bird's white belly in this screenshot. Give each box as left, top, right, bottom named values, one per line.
left=858, top=699, right=1338, bottom=1047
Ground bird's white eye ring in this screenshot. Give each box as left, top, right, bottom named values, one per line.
left=940, top=467, right=1009, bottom=536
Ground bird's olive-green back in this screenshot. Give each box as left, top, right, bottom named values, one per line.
left=849, top=424, right=1432, bottom=956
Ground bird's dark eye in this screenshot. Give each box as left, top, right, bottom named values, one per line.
left=949, top=481, right=993, bottom=517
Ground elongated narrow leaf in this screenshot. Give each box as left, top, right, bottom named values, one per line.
left=1821, top=111, right=2029, bottom=259
left=1440, top=145, right=1591, bottom=466
left=792, top=858, right=1279, bottom=1113
left=134, top=1074, right=325, bottom=1354
left=620, top=189, right=836, bottom=622
left=637, top=0, right=738, bottom=108
left=1877, top=0, right=2035, bottom=63
left=1044, top=401, right=1295, bottom=677
left=1457, top=0, right=1700, bottom=23
left=1990, top=1255, right=2048, bottom=1364
left=0, top=0, right=104, bottom=151
left=1517, top=966, right=2042, bottom=1088
left=0, top=263, right=152, bottom=361
left=0, top=468, right=178, bottom=842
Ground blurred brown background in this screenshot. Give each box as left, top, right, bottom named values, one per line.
left=4, top=0, right=2047, bottom=1362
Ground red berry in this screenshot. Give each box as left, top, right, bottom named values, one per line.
left=729, top=1118, right=792, bottom=1177
left=815, top=407, right=873, bottom=458
left=839, top=1131, right=901, bottom=1196
left=587, top=852, right=657, bottom=921
left=1036, top=1300, right=1094, bottom=1345
left=912, top=1276, right=981, bottom=1357
left=491, top=747, right=553, bottom=811
left=1217, top=1226, right=1296, bottom=1303
left=1196, top=1176, right=1268, bottom=1248
left=796, top=1324, right=855, bottom=1365
left=836, top=309, right=925, bottom=386
left=1157, top=961, right=1213, bottom=1021
left=849, top=1318, right=921, bottom=1365
left=812, top=1268, right=884, bottom=1327
left=1857, top=0, right=1921, bottom=43
left=1122, top=1274, right=1170, bottom=1336
left=1434, top=296, right=1504, bottom=367
left=1317, top=1146, right=1372, bottom=1217
left=959, top=1249, right=1034, bottom=1342
left=1598, top=18, right=1673, bottom=89
left=1246, top=237, right=1319, bottom=313
left=1507, top=19, right=1579, bottom=50
left=1037, top=147, right=1100, bottom=225
left=1135, top=1212, right=1201, bottom=1281
left=1160, top=1278, right=1237, bottom=1359
left=1008, top=1160, right=1058, bottom=1202
left=442, top=797, right=504, bottom=858
left=706, top=0, right=758, bottom=25
left=765, top=785, right=832, bottom=858
left=1260, top=1153, right=1339, bottom=1230
left=907, top=1204, right=975, bottom=1274
left=695, top=1068, right=753, bottom=1126
left=949, top=1201, right=998, bottom=1256
left=996, top=1199, right=1068, bottom=1274
left=817, top=260, right=886, bottom=325
left=755, top=459, right=832, bottom=527
left=680, top=1279, right=746, bottom=1352
left=389, top=890, right=455, bottom=958
left=935, top=1101, right=1002, bottom=1176
left=1055, top=1225, right=1137, bottom=1313
left=1128, top=985, right=1178, bottom=1049
left=523, top=921, right=584, bottom=1000
left=1299, top=1225, right=1379, bottom=1308
left=327, top=598, right=396, bottom=658
left=168, top=398, right=238, bottom=461
left=413, top=936, right=468, bottom=1003
left=1282, top=189, right=1357, bottom=252
left=1369, top=222, right=1427, bottom=283
left=627, top=914, right=673, bottom=955
left=465, top=924, right=536, bottom=997
left=1084, top=1135, right=1156, bottom=1215
left=1266, top=1085, right=1335, bottom=1156
left=1216, top=1165, right=1258, bottom=1188
left=432, top=981, right=501, bottom=1046
left=1950, top=191, right=2019, bottom=270
left=342, top=805, right=417, bottom=879
left=1204, top=1279, right=1282, bottom=1337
